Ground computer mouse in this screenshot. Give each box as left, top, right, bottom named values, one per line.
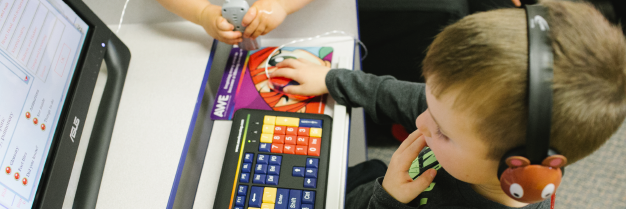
left=269, top=77, right=314, bottom=100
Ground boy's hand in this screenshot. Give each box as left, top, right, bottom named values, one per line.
left=199, top=4, right=243, bottom=45
left=271, top=58, right=330, bottom=96
left=382, top=130, right=437, bottom=204
left=241, top=0, right=288, bottom=39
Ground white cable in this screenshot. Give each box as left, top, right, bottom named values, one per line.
left=263, top=30, right=368, bottom=83
left=116, top=0, right=131, bottom=34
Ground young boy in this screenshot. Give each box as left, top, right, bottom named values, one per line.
left=271, top=1, right=626, bottom=208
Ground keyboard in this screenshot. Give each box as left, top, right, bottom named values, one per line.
left=213, top=109, right=333, bottom=209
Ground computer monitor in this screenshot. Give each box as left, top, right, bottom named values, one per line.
left=0, top=0, right=130, bottom=208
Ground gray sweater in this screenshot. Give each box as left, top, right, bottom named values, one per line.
left=325, top=69, right=550, bottom=209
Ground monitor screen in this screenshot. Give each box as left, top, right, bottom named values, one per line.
left=0, top=0, right=89, bottom=207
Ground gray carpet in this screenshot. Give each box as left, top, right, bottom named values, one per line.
left=367, top=120, right=626, bottom=208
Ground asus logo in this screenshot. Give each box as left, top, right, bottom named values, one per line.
left=69, top=116, right=80, bottom=142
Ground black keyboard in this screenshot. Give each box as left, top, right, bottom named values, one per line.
left=213, top=109, right=332, bottom=209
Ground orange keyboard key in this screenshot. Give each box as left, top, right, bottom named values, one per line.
left=309, top=137, right=321, bottom=147
left=308, top=145, right=320, bottom=156
left=274, top=126, right=286, bottom=135
left=272, top=135, right=285, bottom=144
left=296, top=136, right=309, bottom=146
left=285, top=126, right=297, bottom=135
left=283, top=144, right=295, bottom=154
left=297, top=127, right=310, bottom=136
left=295, top=145, right=308, bottom=155
left=271, top=143, right=283, bottom=153
left=284, top=135, right=297, bottom=145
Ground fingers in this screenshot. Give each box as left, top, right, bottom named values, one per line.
left=270, top=68, right=297, bottom=80
left=217, top=31, right=242, bottom=45
left=282, top=85, right=307, bottom=95
left=243, top=14, right=261, bottom=38
left=242, top=7, right=257, bottom=27
left=250, top=15, right=267, bottom=39
left=511, top=0, right=521, bottom=7
left=399, top=135, right=427, bottom=168
left=408, top=169, right=437, bottom=193
left=216, top=17, right=234, bottom=31
left=275, top=58, right=303, bottom=69
left=396, top=130, right=422, bottom=153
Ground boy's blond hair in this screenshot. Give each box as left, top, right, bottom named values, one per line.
left=422, top=1, right=626, bottom=164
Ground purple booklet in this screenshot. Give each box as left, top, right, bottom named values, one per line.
left=211, top=46, right=333, bottom=120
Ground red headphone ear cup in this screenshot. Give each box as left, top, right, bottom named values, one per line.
left=500, top=165, right=563, bottom=203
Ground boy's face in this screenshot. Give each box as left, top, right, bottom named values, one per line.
left=416, top=84, right=500, bottom=185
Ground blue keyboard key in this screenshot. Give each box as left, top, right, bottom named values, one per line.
left=259, top=143, right=271, bottom=152
left=255, top=164, right=267, bottom=174
left=305, top=158, right=319, bottom=169
left=305, top=168, right=317, bottom=178
left=266, top=175, right=279, bottom=185
left=304, top=178, right=317, bottom=188
left=244, top=153, right=254, bottom=163
left=301, top=204, right=313, bottom=209
left=235, top=195, right=245, bottom=206
left=275, top=188, right=290, bottom=209
left=299, top=119, right=323, bottom=128
left=288, top=190, right=302, bottom=209
left=269, top=155, right=282, bottom=165
left=242, top=163, right=251, bottom=173
left=302, top=191, right=315, bottom=204
left=257, top=154, right=269, bottom=164
left=240, top=173, right=250, bottom=183
left=235, top=207, right=243, bottom=209
left=249, top=186, right=264, bottom=207
left=292, top=167, right=305, bottom=177
left=253, top=174, right=266, bottom=184
left=268, top=165, right=280, bottom=175
left=237, top=185, right=248, bottom=196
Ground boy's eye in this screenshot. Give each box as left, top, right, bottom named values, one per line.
left=436, top=128, right=449, bottom=140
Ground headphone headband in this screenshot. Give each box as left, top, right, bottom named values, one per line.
left=524, top=4, right=554, bottom=164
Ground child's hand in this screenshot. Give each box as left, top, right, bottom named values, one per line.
left=199, top=4, right=243, bottom=45
left=382, top=130, right=437, bottom=204
left=241, top=0, right=288, bottom=39
left=271, top=58, right=331, bottom=96
left=511, top=0, right=521, bottom=7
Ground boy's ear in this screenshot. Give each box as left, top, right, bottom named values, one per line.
left=505, top=156, right=531, bottom=168
left=541, top=155, right=567, bottom=168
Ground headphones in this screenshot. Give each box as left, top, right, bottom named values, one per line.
left=496, top=3, right=569, bottom=204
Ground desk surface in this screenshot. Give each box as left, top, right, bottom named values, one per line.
left=73, top=0, right=361, bottom=208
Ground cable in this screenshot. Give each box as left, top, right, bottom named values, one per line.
left=116, top=0, right=131, bottom=34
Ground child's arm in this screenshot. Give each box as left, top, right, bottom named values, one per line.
left=155, top=0, right=242, bottom=44
left=241, top=0, right=314, bottom=39
left=273, top=58, right=427, bottom=131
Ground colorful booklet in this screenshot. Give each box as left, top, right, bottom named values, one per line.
left=211, top=46, right=334, bottom=120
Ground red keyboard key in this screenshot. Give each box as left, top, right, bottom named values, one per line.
left=296, top=136, right=309, bottom=146
left=308, top=146, right=320, bottom=156
left=285, top=135, right=297, bottom=145
left=297, top=127, right=310, bottom=136
left=295, top=145, right=308, bottom=155
left=271, top=143, right=284, bottom=153
left=273, top=135, right=285, bottom=144
left=283, top=144, right=295, bottom=154
left=286, top=126, right=297, bottom=135
left=274, top=126, right=286, bottom=135
left=309, top=137, right=321, bottom=147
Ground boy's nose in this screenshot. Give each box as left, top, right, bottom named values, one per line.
left=416, top=110, right=432, bottom=138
